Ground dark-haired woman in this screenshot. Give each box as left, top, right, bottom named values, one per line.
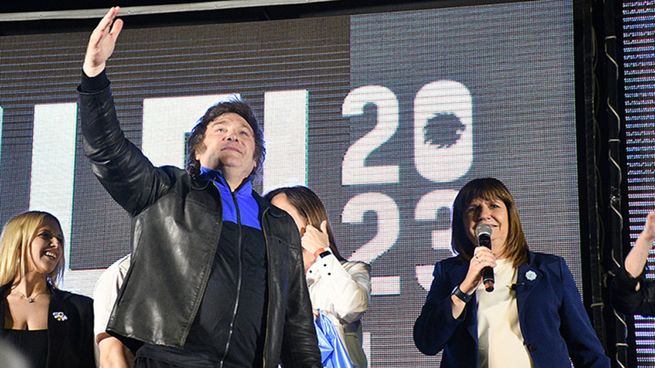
left=266, top=186, right=371, bottom=368
left=414, top=178, right=608, bottom=367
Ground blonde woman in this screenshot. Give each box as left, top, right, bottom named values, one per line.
left=0, top=211, right=94, bottom=368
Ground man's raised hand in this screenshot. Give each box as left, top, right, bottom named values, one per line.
left=83, top=6, right=124, bottom=77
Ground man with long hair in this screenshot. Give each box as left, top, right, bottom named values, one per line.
left=79, top=7, right=320, bottom=368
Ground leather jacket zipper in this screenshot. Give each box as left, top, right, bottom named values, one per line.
left=219, top=189, right=244, bottom=368
left=260, top=206, right=270, bottom=368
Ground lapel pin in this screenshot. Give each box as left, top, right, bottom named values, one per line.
left=525, top=270, right=537, bottom=281
left=52, top=311, right=68, bottom=321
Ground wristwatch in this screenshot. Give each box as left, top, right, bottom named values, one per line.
left=451, top=285, right=473, bottom=303
left=313, top=247, right=331, bottom=258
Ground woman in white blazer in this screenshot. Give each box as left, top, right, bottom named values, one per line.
left=266, top=186, right=371, bottom=368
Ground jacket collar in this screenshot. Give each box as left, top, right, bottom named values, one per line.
left=47, top=285, right=70, bottom=365
left=515, top=252, right=543, bottom=322
left=199, top=166, right=253, bottom=194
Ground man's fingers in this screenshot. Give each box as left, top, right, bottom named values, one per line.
left=95, top=7, right=118, bottom=33
left=91, top=7, right=121, bottom=45
left=109, top=18, right=124, bottom=39
left=93, top=8, right=114, bottom=34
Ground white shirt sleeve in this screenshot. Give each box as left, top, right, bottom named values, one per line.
left=93, top=254, right=131, bottom=339
left=306, top=253, right=371, bottom=324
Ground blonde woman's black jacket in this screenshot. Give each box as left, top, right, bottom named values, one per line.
left=78, top=74, right=320, bottom=368
left=0, top=284, right=95, bottom=368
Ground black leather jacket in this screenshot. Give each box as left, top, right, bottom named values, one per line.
left=79, top=82, right=321, bottom=368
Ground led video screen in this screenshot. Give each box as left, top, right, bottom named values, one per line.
left=0, top=0, right=578, bottom=364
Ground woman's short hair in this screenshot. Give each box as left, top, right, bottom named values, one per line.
left=451, top=178, right=529, bottom=267
left=186, top=98, right=265, bottom=180
left=0, top=211, right=65, bottom=287
left=264, top=185, right=345, bottom=262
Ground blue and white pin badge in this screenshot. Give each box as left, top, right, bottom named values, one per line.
left=525, top=270, right=537, bottom=281
left=52, top=311, right=68, bottom=322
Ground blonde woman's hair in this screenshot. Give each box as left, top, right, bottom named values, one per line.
left=0, top=211, right=65, bottom=288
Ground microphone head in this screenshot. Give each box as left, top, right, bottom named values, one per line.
left=475, top=223, right=492, bottom=238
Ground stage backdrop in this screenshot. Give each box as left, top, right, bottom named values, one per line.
left=0, top=0, right=579, bottom=365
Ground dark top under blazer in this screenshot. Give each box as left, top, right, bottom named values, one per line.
left=0, top=284, right=95, bottom=368
left=414, top=252, right=609, bottom=368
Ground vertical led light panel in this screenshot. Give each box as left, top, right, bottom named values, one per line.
left=623, top=1, right=655, bottom=366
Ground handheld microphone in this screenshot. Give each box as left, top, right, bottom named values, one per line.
left=475, top=223, right=494, bottom=292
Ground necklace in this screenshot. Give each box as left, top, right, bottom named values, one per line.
left=11, top=289, right=47, bottom=303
